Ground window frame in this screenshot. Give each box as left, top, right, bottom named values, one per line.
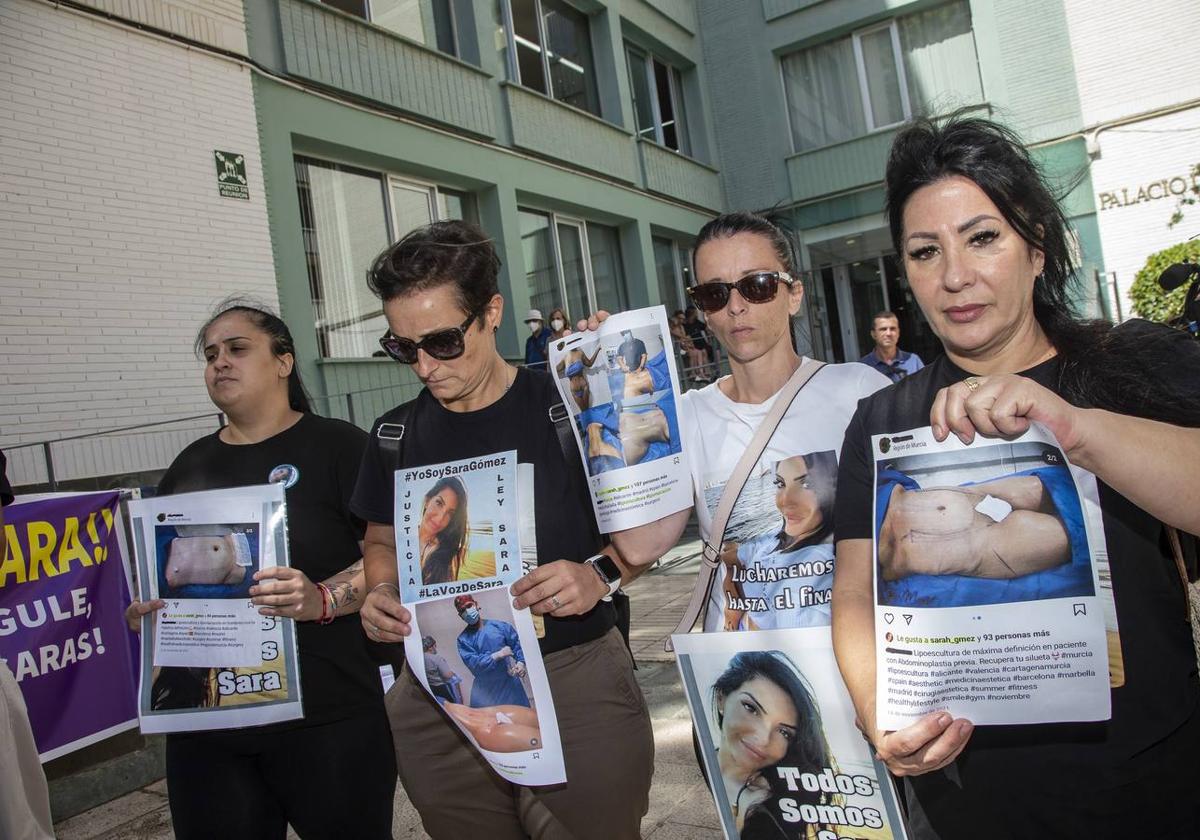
left=296, top=156, right=474, bottom=359
left=850, top=19, right=912, bottom=133
left=519, top=207, right=630, bottom=316
left=500, top=0, right=599, bottom=116
left=625, top=44, right=691, bottom=155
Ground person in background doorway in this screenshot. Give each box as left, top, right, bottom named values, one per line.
left=859, top=311, right=924, bottom=383
left=523, top=309, right=553, bottom=369
left=548, top=307, right=571, bottom=340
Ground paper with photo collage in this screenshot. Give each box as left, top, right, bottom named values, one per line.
left=129, top=483, right=302, bottom=734
left=396, top=451, right=565, bottom=785
left=548, top=306, right=692, bottom=532
left=871, top=423, right=1119, bottom=730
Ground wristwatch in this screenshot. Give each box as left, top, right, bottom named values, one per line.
left=585, top=554, right=622, bottom=601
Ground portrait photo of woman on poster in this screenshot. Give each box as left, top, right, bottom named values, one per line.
left=418, top=476, right=469, bottom=585
left=721, top=452, right=838, bottom=631
left=711, top=651, right=838, bottom=839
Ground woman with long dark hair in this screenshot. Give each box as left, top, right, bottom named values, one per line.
left=417, top=475, right=468, bottom=584
left=125, top=300, right=395, bottom=839
left=832, top=114, right=1200, bottom=837
left=711, top=651, right=835, bottom=839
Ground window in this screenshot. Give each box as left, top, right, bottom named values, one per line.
left=626, top=46, right=691, bottom=155
left=652, top=237, right=693, bottom=313
left=321, top=0, right=457, bottom=57
left=518, top=209, right=627, bottom=321
left=499, top=0, right=600, bottom=116
left=295, top=157, right=473, bottom=358
left=781, top=0, right=981, bottom=152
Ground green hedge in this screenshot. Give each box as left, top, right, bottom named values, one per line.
left=1129, top=240, right=1200, bottom=323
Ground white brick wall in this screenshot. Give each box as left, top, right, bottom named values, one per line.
left=75, top=0, right=249, bottom=55
left=1065, top=0, right=1200, bottom=127
left=0, top=0, right=278, bottom=484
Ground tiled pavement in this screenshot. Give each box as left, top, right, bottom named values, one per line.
left=53, top=527, right=724, bottom=839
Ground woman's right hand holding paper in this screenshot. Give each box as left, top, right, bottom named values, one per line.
left=124, top=599, right=165, bottom=633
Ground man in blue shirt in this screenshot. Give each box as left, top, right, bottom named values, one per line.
left=859, top=311, right=924, bottom=383
left=523, top=309, right=553, bottom=369
left=453, top=595, right=529, bottom=708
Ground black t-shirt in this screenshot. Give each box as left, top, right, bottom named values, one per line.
left=351, top=367, right=614, bottom=656
left=157, top=413, right=384, bottom=728
left=835, top=321, right=1200, bottom=836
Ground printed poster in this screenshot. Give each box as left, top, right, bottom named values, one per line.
left=674, top=628, right=907, bottom=840
left=549, top=306, right=691, bottom=532
left=871, top=424, right=1113, bottom=729
left=0, top=491, right=140, bottom=760
left=700, top=447, right=840, bottom=635
left=396, top=451, right=565, bottom=785
left=129, top=484, right=302, bottom=733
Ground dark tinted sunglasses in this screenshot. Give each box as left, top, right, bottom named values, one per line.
left=686, top=271, right=795, bottom=313
left=379, top=311, right=478, bottom=364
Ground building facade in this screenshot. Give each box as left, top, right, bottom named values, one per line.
left=1, top=0, right=277, bottom=488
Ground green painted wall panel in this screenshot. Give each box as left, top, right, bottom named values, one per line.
left=276, top=0, right=496, bottom=138
left=761, top=0, right=824, bottom=22
left=635, top=0, right=698, bottom=36
left=317, top=360, right=424, bottom=428
left=505, top=84, right=639, bottom=183
left=786, top=129, right=897, bottom=203
left=639, top=140, right=722, bottom=210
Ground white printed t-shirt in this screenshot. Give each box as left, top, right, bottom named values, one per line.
left=678, top=360, right=889, bottom=632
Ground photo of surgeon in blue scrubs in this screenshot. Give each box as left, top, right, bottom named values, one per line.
left=453, top=594, right=530, bottom=708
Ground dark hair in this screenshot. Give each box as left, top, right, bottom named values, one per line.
left=871, top=311, right=898, bottom=325
left=421, top=476, right=469, bottom=585
left=367, top=220, right=500, bottom=329
left=151, top=667, right=213, bottom=710
left=885, top=113, right=1200, bottom=424
left=694, top=211, right=799, bottom=277
left=196, top=299, right=312, bottom=414
left=711, top=651, right=835, bottom=830
left=773, top=451, right=837, bottom=553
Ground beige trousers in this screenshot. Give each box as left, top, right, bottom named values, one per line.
left=387, top=628, right=654, bottom=840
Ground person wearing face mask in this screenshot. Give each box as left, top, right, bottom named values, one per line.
left=452, top=595, right=529, bottom=708
left=523, top=308, right=554, bottom=369
left=547, top=307, right=570, bottom=339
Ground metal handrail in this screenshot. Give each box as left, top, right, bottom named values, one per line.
left=4, top=412, right=226, bottom=451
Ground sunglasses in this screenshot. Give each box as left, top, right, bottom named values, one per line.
left=379, top=311, right=478, bottom=364
left=686, top=271, right=795, bottom=313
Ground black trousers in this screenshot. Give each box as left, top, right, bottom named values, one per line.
left=166, top=711, right=396, bottom=840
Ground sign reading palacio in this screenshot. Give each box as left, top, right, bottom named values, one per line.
left=1098, top=166, right=1200, bottom=211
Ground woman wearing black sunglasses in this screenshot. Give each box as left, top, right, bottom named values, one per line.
left=351, top=220, right=653, bottom=838
left=604, top=212, right=889, bottom=636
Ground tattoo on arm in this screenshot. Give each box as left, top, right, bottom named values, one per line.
left=322, top=559, right=364, bottom=616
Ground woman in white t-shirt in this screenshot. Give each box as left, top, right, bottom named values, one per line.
left=596, top=211, right=888, bottom=633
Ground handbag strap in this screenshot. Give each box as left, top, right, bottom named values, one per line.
left=1166, top=525, right=1191, bottom=620
left=665, top=359, right=826, bottom=650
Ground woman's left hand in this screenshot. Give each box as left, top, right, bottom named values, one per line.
left=250, top=567, right=324, bottom=621
left=510, top=560, right=607, bottom=617
left=931, top=373, right=1086, bottom=453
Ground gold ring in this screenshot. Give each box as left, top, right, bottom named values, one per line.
left=963, top=377, right=982, bottom=392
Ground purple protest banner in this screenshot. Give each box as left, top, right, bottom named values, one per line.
left=0, top=491, right=140, bottom=760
